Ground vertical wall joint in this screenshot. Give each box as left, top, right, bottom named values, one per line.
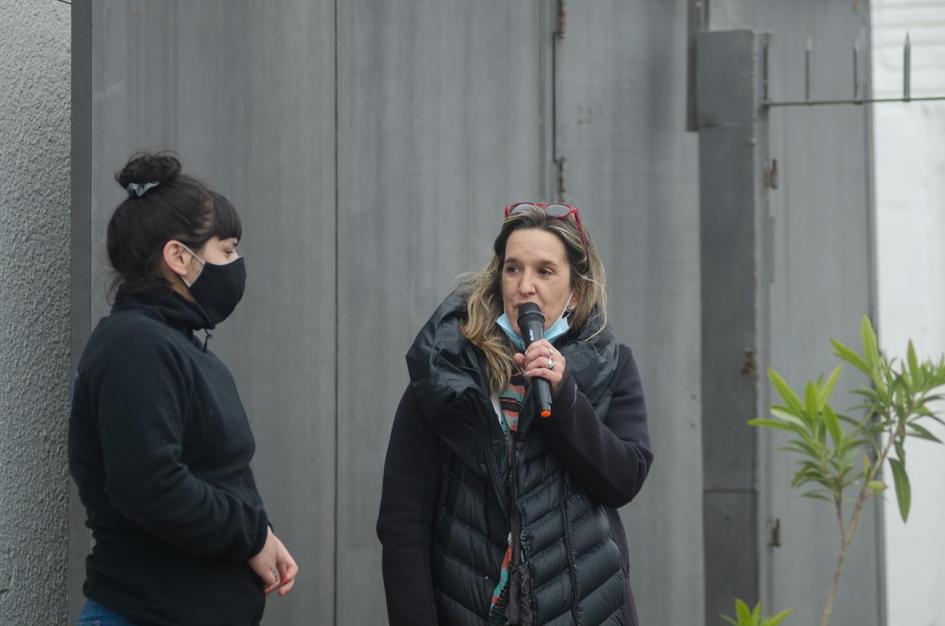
left=695, top=29, right=771, bottom=626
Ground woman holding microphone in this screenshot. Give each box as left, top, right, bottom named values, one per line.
left=378, top=202, right=653, bottom=626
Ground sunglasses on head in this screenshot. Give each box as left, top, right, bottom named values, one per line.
left=503, top=202, right=588, bottom=248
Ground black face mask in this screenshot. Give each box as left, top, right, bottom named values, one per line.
left=185, top=256, right=246, bottom=327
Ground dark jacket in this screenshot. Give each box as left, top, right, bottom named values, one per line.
left=377, top=293, right=653, bottom=626
left=69, top=285, right=270, bottom=626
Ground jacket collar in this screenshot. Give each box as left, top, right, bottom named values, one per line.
left=113, top=283, right=210, bottom=334
left=406, top=289, right=619, bottom=428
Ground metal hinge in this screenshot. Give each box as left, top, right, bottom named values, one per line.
left=768, top=517, right=782, bottom=547
left=763, top=159, right=779, bottom=190
left=555, top=0, right=567, bottom=39
left=741, top=349, right=757, bottom=378
left=555, top=156, right=568, bottom=202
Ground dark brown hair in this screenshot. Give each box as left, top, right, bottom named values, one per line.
left=107, top=151, right=241, bottom=297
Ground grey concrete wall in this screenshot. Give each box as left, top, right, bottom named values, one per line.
left=700, top=1, right=882, bottom=625
left=72, top=3, right=338, bottom=624
left=756, top=3, right=882, bottom=625
left=335, top=2, right=548, bottom=622
left=556, top=3, right=704, bottom=624
left=61, top=2, right=879, bottom=626
left=0, top=1, right=72, bottom=624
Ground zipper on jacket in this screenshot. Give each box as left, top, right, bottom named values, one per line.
left=462, top=419, right=509, bottom=519
left=464, top=344, right=514, bottom=518
left=507, top=430, right=527, bottom=624
left=561, top=473, right=579, bottom=624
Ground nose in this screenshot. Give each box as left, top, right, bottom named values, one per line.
left=518, top=269, right=537, bottom=296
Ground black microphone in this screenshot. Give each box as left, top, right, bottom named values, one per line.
left=517, top=302, right=553, bottom=418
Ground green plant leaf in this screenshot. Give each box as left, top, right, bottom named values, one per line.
left=894, top=441, right=906, bottom=466
left=814, top=417, right=826, bottom=445
left=888, top=457, right=911, bottom=522
left=908, top=422, right=943, bottom=444
left=819, top=366, right=843, bottom=407
left=926, top=414, right=945, bottom=428
left=769, top=369, right=805, bottom=419
left=752, top=602, right=761, bottom=622
left=792, top=466, right=832, bottom=490
left=850, top=394, right=881, bottom=418
left=835, top=412, right=862, bottom=426
left=823, top=405, right=844, bottom=448
left=867, top=480, right=886, bottom=493
left=770, top=402, right=803, bottom=418
left=804, top=382, right=820, bottom=418
left=891, top=377, right=908, bottom=414
left=845, top=437, right=871, bottom=454
left=749, top=418, right=799, bottom=433
left=720, top=616, right=739, bottom=626
left=764, top=608, right=794, bottom=626
left=783, top=439, right=819, bottom=459
left=861, top=315, right=880, bottom=369
left=913, top=410, right=945, bottom=428
left=735, top=598, right=752, bottom=625
left=831, top=338, right=871, bottom=376
left=873, top=374, right=890, bottom=406
left=907, top=340, right=918, bottom=376
left=769, top=408, right=808, bottom=430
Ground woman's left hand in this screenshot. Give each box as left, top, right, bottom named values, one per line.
left=515, top=339, right=567, bottom=395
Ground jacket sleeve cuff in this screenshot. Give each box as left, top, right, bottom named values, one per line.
left=247, top=512, right=271, bottom=559
left=552, top=372, right=580, bottom=416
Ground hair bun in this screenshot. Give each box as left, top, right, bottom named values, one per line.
left=115, top=151, right=182, bottom=188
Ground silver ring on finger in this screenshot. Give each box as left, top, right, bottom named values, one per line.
left=547, top=357, right=556, bottom=370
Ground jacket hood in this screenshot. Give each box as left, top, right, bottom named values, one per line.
left=557, top=308, right=620, bottom=416
left=405, top=290, right=485, bottom=418
left=406, top=288, right=620, bottom=428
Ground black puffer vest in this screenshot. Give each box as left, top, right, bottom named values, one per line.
left=406, top=293, right=628, bottom=626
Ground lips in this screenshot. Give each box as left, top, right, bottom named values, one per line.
left=514, top=301, right=540, bottom=312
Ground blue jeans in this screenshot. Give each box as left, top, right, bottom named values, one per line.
left=77, top=600, right=137, bottom=626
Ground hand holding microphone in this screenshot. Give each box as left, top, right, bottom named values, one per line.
left=515, top=303, right=567, bottom=418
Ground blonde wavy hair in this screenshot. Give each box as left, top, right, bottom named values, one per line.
left=460, top=204, right=608, bottom=394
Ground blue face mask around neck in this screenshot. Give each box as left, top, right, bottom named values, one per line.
left=496, top=299, right=572, bottom=352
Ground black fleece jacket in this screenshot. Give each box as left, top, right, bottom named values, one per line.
left=69, top=285, right=269, bottom=626
left=377, top=341, right=652, bottom=626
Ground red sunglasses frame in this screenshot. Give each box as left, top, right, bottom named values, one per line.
left=502, top=201, right=588, bottom=249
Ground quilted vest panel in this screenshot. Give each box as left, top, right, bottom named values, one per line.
left=432, top=423, right=626, bottom=626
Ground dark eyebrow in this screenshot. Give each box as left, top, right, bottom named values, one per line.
left=504, top=256, right=560, bottom=268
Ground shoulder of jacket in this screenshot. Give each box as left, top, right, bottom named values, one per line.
left=608, top=343, right=636, bottom=387
left=86, top=312, right=194, bottom=372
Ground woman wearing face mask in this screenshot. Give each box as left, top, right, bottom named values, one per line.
left=377, top=203, right=653, bottom=626
left=69, top=152, right=297, bottom=626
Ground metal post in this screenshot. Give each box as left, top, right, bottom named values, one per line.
left=686, top=0, right=709, bottom=131
left=854, top=36, right=861, bottom=103
left=903, top=33, right=911, bottom=102
left=695, top=30, right=771, bottom=625
left=805, top=37, right=813, bottom=103
left=69, top=2, right=94, bottom=623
